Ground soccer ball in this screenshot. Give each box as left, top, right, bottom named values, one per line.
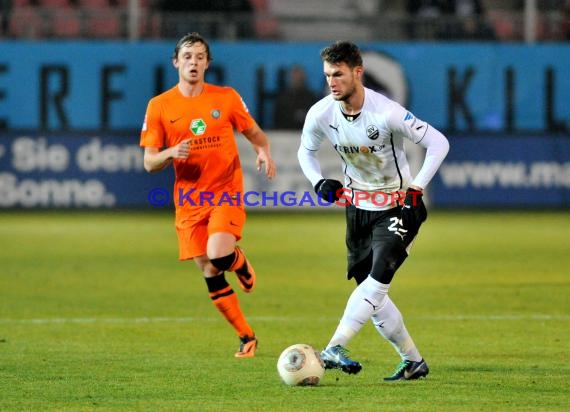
left=277, top=343, right=325, bottom=386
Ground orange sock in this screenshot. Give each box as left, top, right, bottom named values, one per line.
left=228, top=247, right=246, bottom=273
left=206, top=274, right=253, bottom=337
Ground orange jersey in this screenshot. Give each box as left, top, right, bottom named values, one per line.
left=140, top=84, right=255, bottom=215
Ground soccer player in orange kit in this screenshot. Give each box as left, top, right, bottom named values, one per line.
left=140, top=32, right=276, bottom=358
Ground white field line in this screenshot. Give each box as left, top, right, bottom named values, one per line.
left=0, top=314, right=568, bottom=325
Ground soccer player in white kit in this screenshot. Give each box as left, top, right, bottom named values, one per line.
left=298, top=41, right=449, bottom=380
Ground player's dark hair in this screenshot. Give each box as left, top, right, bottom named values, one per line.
left=320, top=41, right=363, bottom=68
left=173, top=32, right=212, bottom=61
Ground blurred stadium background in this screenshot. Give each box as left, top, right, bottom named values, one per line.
left=0, top=0, right=569, bottom=210
left=0, top=0, right=568, bottom=275
left=2, top=0, right=569, bottom=42
left=1, top=1, right=569, bottom=410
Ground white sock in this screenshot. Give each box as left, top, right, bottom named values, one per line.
left=327, top=276, right=389, bottom=348
left=371, top=295, right=421, bottom=361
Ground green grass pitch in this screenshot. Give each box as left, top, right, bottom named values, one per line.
left=0, top=210, right=568, bottom=411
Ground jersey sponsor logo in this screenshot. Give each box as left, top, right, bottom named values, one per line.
left=188, top=135, right=221, bottom=151
left=366, top=124, right=380, bottom=140
left=333, top=143, right=385, bottom=155
left=190, top=118, right=207, bottom=135
left=211, top=109, right=221, bottom=119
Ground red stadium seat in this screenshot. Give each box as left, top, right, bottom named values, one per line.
left=50, top=8, right=82, bottom=38
left=115, top=0, right=151, bottom=7
left=488, top=9, right=516, bottom=41
left=9, top=6, right=43, bottom=38
left=249, top=0, right=268, bottom=12
left=85, top=8, right=122, bottom=38
left=78, top=0, right=111, bottom=7
left=38, top=0, right=72, bottom=6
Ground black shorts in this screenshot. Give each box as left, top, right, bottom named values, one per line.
left=345, top=204, right=420, bottom=285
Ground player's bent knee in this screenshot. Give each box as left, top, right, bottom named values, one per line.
left=210, top=252, right=236, bottom=272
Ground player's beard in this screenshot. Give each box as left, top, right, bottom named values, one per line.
left=332, top=83, right=357, bottom=102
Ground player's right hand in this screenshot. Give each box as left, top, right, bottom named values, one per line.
left=314, top=178, right=343, bottom=202
left=172, top=139, right=191, bottom=159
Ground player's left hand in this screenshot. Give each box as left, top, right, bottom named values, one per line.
left=401, top=188, right=427, bottom=233
left=256, top=151, right=276, bottom=180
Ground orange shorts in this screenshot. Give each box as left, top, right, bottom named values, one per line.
left=175, top=204, right=246, bottom=260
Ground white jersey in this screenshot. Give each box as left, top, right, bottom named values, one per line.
left=300, top=87, right=448, bottom=211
